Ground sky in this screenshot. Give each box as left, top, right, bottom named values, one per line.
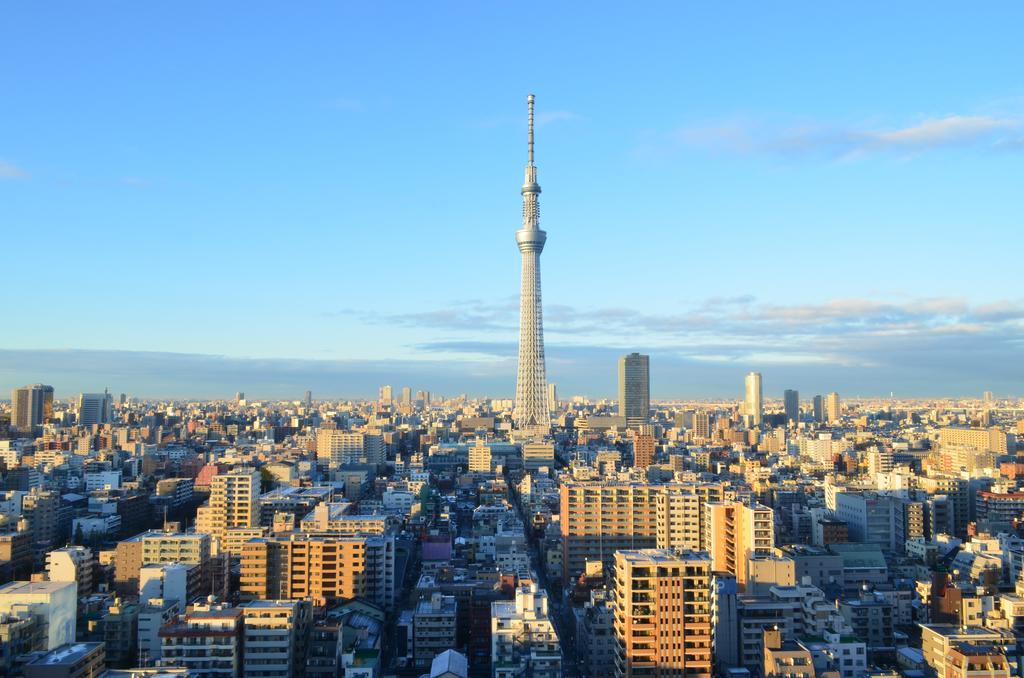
left=1, top=3, right=1022, bottom=400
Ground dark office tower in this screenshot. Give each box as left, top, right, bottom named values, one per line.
left=236, top=392, right=245, bottom=403
left=812, top=395, right=824, bottom=423
left=783, top=389, right=799, bottom=424
left=304, top=390, right=313, bottom=409
left=10, top=384, right=54, bottom=432
left=618, top=353, right=650, bottom=428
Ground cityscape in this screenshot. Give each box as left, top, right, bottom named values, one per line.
left=2, top=5, right=1024, bottom=678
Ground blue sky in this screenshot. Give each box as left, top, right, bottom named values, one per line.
left=2, top=3, right=1022, bottom=399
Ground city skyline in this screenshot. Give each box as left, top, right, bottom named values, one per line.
left=2, top=4, right=1023, bottom=397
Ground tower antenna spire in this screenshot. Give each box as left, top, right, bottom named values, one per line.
left=527, top=93, right=535, bottom=165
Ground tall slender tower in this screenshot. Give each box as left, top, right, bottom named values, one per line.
left=513, top=94, right=550, bottom=431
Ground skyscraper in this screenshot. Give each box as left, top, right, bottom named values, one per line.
left=379, top=385, right=393, bottom=405
left=513, top=94, right=550, bottom=432
left=743, top=372, right=763, bottom=427
left=618, top=353, right=650, bottom=428
left=783, top=389, right=799, bottom=424
left=825, top=392, right=841, bottom=423
left=10, top=384, right=54, bottom=432
left=812, top=395, right=824, bottom=422
left=547, top=383, right=558, bottom=411
left=78, top=391, right=112, bottom=426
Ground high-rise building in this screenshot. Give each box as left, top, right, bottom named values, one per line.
left=812, top=395, right=824, bottom=422
left=618, top=353, right=651, bottom=428
left=692, top=411, right=711, bottom=439
left=547, top=383, right=558, bottom=410
left=240, top=533, right=395, bottom=609
left=783, top=389, right=799, bottom=424
left=401, top=387, right=412, bottom=406
left=825, top=392, right=841, bottom=423
left=559, top=480, right=725, bottom=583
left=195, top=469, right=260, bottom=554
left=10, top=385, right=53, bottom=432
left=21, top=489, right=59, bottom=563
left=491, top=582, right=561, bottom=678
left=304, top=390, right=312, bottom=409
left=379, top=385, right=393, bottom=405
left=702, top=501, right=774, bottom=589
left=612, top=549, right=713, bottom=678
left=77, top=391, right=112, bottom=427
left=631, top=433, right=655, bottom=470
left=512, top=94, right=550, bottom=433
left=743, top=372, right=763, bottom=427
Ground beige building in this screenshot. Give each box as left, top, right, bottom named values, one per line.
left=114, top=531, right=212, bottom=595
left=196, top=469, right=260, bottom=555
left=920, top=624, right=1018, bottom=678
left=825, top=392, right=841, bottom=423
left=560, top=481, right=725, bottom=583
left=45, top=546, right=93, bottom=596
left=468, top=441, right=492, bottom=473
left=240, top=534, right=394, bottom=609
left=702, top=501, right=774, bottom=589
left=612, top=549, right=712, bottom=678
left=316, top=430, right=385, bottom=467
left=939, top=427, right=1013, bottom=455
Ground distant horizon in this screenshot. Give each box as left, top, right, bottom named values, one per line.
left=1, top=347, right=1017, bottom=403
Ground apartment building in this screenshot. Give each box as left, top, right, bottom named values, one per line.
left=702, top=501, right=774, bottom=589
left=612, top=549, right=713, bottom=678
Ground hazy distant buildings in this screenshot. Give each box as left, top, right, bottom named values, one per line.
left=10, top=384, right=53, bottom=432
left=743, top=372, right=763, bottom=427
left=812, top=395, right=824, bottom=422
left=618, top=353, right=650, bottom=428
left=379, top=385, right=393, bottom=405
left=825, top=392, right=841, bottom=423
left=783, top=389, right=799, bottom=424
left=78, top=391, right=113, bottom=426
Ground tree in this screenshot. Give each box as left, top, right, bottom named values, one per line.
left=260, top=467, right=276, bottom=493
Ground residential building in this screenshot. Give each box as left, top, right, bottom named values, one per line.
left=160, top=600, right=244, bottom=678
left=0, top=580, right=77, bottom=650
left=241, top=599, right=312, bottom=678
left=414, top=593, right=457, bottom=669
left=612, top=549, right=713, bottom=678
left=491, top=582, right=561, bottom=678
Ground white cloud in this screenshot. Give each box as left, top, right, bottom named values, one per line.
left=675, top=113, right=1024, bottom=159
left=0, top=160, right=26, bottom=179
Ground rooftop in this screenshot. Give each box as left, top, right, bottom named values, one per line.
left=25, top=643, right=102, bottom=667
